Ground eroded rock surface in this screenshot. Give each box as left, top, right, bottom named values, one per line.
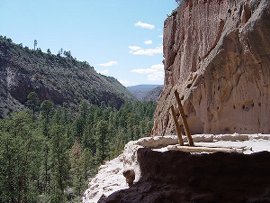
left=83, top=134, right=270, bottom=202
left=82, top=136, right=178, bottom=203
left=152, top=0, right=270, bottom=135
left=104, top=148, right=270, bottom=203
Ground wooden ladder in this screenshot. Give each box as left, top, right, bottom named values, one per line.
left=170, top=90, right=194, bottom=146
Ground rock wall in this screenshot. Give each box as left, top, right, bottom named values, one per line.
left=152, top=0, right=270, bottom=135
left=84, top=134, right=270, bottom=202
left=83, top=136, right=178, bottom=203
left=104, top=148, right=270, bottom=203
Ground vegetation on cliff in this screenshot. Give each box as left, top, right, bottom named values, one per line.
left=0, top=36, right=134, bottom=118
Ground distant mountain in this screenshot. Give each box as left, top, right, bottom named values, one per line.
left=0, top=36, right=134, bottom=117
left=143, top=86, right=163, bottom=102
left=127, top=84, right=163, bottom=101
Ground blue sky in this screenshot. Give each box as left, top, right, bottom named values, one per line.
left=0, top=0, right=177, bottom=86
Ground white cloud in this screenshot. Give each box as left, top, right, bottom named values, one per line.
left=97, top=69, right=109, bottom=75
left=131, top=64, right=164, bottom=82
left=97, top=60, right=118, bottom=67
left=134, top=21, right=155, bottom=30
left=128, top=46, right=141, bottom=51
left=144, top=40, right=153, bottom=45
left=128, top=45, right=162, bottom=56
left=159, top=35, right=163, bottom=38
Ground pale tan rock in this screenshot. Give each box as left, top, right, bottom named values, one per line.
left=83, top=134, right=270, bottom=202
left=152, top=0, right=270, bottom=135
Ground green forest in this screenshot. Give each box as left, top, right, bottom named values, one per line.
left=0, top=92, right=156, bottom=203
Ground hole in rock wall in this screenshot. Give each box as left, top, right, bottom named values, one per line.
left=242, top=104, right=252, bottom=112
left=224, top=127, right=230, bottom=132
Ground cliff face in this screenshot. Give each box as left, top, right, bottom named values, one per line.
left=104, top=148, right=270, bottom=203
left=152, top=0, right=270, bottom=135
left=84, top=134, right=270, bottom=203
left=0, top=37, right=134, bottom=117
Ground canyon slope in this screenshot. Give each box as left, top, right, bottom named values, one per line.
left=127, top=85, right=163, bottom=101
left=152, top=0, right=270, bottom=135
left=0, top=37, right=134, bottom=117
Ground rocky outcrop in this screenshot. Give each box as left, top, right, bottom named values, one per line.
left=0, top=37, right=134, bottom=117
left=83, top=134, right=270, bottom=202
left=152, top=0, right=270, bottom=135
left=104, top=148, right=270, bottom=203
left=83, top=135, right=178, bottom=203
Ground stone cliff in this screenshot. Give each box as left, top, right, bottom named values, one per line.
left=152, top=0, right=270, bottom=135
left=104, top=149, right=270, bottom=203
left=83, top=134, right=270, bottom=203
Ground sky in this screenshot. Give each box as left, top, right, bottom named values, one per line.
left=0, top=0, right=177, bottom=86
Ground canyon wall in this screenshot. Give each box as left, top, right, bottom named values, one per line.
left=0, top=38, right=134, bottom=117
left=152, top=0, right=270, bottom=135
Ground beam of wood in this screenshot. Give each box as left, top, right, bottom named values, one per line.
left=167, top=145, right=244, bottom=153
left=170, top=106, right=184, bottom=145
left=174, top=90, right=194, bottom=146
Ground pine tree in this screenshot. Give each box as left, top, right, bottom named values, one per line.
left=69, top=139, right=84, bottom=196
left=40, top=100, right=54, bottom=136
left=0, top=132, right=18, bottom=202
left=49, top=124, right=69, bottom=202
left=95, top=120, right=109, bottom=164
left=26, top=92, right=39, bottom=120
left=34, top=40, right=37, bottom=50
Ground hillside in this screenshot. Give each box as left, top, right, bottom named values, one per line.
left=0, top=36, right=134, bottom=117
left=143, top=86, right=163, bottom=102
left=127, top=85, right=163, bottom=101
